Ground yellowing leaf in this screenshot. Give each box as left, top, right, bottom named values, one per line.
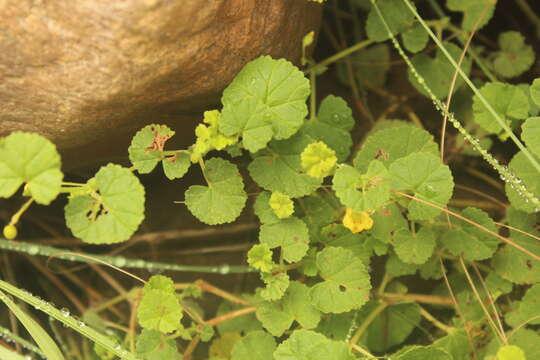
left=191, top=110, right=238, bottom=162
left=269, top=192, right=294, bottom=219
left=301, top=141, right=337, bottom=178
left=342, top=208, right=373, bottom=234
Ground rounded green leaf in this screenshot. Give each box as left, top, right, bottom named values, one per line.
left=366, top=0, right=415, bottom=42
left=333, top=160, right=390, bottom=212
left=505, top=151, right=540, bottom=213
left=129, top=124, right=174, bottom=174
left=310, top=247, right=371, bottom=313
left=162, top=151, right=191, bottom=180
left=408, top=42, right=472, bottom=99
left=65, top=164, right=145, bottom=244
left=260, top=272, right=290, bottom=302
left=0, top=132, right=63, bottom=205
left=137, top=289, right=183, bottom=334
left=522, top=116, right=540, bottom=158
left=440, top=207, right=498, bottom=261
left=220, top=56, right=310, bottom=152
left=353, top=124, right=438, bottom=173
left=389, top=152, right=454, bottom=220
left=259, top=217, right=309, bottom=263
left=472, top=82, right=529, bottom=134
left=302, top=95, right=355, bottom=162
left=492, top=31, right=535, bottom=79
left=185, top=158, right=247, bottom=225
left=254, top=191, right=281, bottom=225
left=248, top=134, right=321, bottom=198
left=136, top=329, right=181, bottom=359
left=231, top=331, right=276, bottom=360
left=402, top=22, right=429, bottom=53
left=446, top=0, right=496, bottom=31
left=273, top=330, right=354, bottom=360
left=394, top=227, right=436, bottom=265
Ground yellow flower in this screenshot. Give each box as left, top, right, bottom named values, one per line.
left=342, top=208, right=373, bottom=234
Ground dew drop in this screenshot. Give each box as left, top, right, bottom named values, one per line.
left=219, top=264, right=230, bottom=274
left=60, top=308, right=70, bottom=317
left=113, top=256, right=126, bottom=268
left=28, top=245, right=40, bottom=255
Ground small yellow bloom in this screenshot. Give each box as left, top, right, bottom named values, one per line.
left=342, top=208, right=373, bottom=234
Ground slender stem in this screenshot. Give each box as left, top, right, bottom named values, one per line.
left=349, top=301, right=387, bottom=346
left=0, top=239, right=254, bottom=274
left=310, top=69, right=317, bottom=121
left=9, top=198, right=34, bottom=226
left=381, top=293, right=454, bottom=306
left=418, top=306, right=454, bottom=333
left=309, top=39, right=373, bottom=71
left=206, top=307, right=256, bottom=326
left=351, top=343, right=376, bottom=359
left=514, top=0, right=540, bottom=38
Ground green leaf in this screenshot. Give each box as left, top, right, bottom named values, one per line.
left=269, top=192, right=295, bottom=219
left=273, top=330, right=355, bottom=360
left=0, top=132, right=63, bottom=205
left=393, top=227, right=436, bottom=265
left=185, top=158, right=247, bottom=225
left=315, top=311, right=357, bottom=341
left=248, top=133, right=322, bottom=198
left=162, top=151, right=191, bottom=180
left=209, top=332, right=242, bottom=359
left=402, top=22, right=429, bottom=53
left=531, top=78, right=540, bottom=108
left=299, top=193, right=342, bottom=243
left=357, top=302, right=421, bottom=353
left=215, top=295, right=262, bottom=336
left=408, top=42, right=472, bottom=99
left=394, top=346, right=452, bottom=360
left=302, top=95, right=355, bottom=162
left=472, top=82, right=529, bottom=134
left=0, top=289, right=65, bottom=360
left=220, top=56, right=310, bottom=152
left=137, top=289, right=183, bottom=334
left=231, top=331, right=276, bottom=360
left=136, top=329, right=181, bottom=360
left=256, top=300, right=294, bottom=337
left=301, top=141, right=337, bottom=178
left=256, top=281, right=321, bottom=336
left=144, top=275, right=175, bottom=294
left=128, top=124, right=174, bottom=174
left=522, top=117, right=540, bottom=158
left=492, top=210, right=540, bottom=285
left=505, top=151, right=540, bottom=213
left=310, top=247, right=371, bottom=313
left=65, top=164, right=145, bottom=244
left=446, top=0, right=497, bottom=31
left=260, top=272, right=290, bottom=301
left=497, top=345, right=526, bottom=360
left=389, top=152, right=454, bottom=220
left=320, top=224, right=374, bottom=267
left=366, top=0, right=415, bottom=42
left=259, top=217, right=309, bottom=263
left=505, top=283, right=540, bottom=327
left=482, top=328, right=540, bottom=360
left=254, top=191, right=281, bottom=225
left=440, top=207, right=498, bottom=261
left=386, top=251, right=419, bottom=276
left=370, top=204, right=408, bottom=243
left=432, top=329, right=471, bottom=360
left=333, top=160, right=390, bottom=212
left=337, top=44, right=390, bottom=88
left=247, top=244, right=275, bottom=273
left=353, top=123, right=438, bottom=173
left=492, top=31, right=535, bottom=78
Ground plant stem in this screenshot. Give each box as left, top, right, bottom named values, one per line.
left=0, top=239, right=255, bottom=274
left=309, top=39, right=373, bottom=71
left=418, top=306, right=454, bottom=333
left=514, top=0, right=540, bottom=38
left=349, top=301, right=387, bottom=347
